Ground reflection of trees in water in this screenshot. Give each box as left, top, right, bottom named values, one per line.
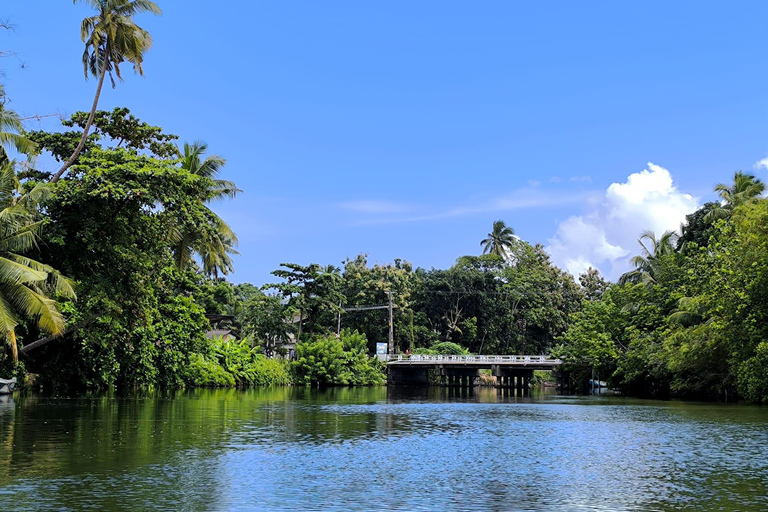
left=2, top=391, right=768, bottom=511
left=0, top=396, right=13, bottom=473
left=0, top=388, right=405, bottom=480
left=232, top=386, right=404, bottom=445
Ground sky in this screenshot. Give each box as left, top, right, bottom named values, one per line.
left=3, top=1, right=768, bottom=285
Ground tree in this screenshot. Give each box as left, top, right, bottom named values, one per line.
left=677, top=202, right=720, bottom=251
left=32, top=146, right=213, bottom=388
left=618, top=229, right=678, bottom=285
left=0, top=85, right=36, bottom=162
left=52, top=0, right=161, bottom=182
left=480, top=220, right=516, bottom=260
left=28, top=107, right=178, bottom=169
left=0, top=164, right=75, bottom=365
left=339, top=255, right=416, bottom=353
left=171, top=141, right=241, bottom=277
left=704, top=171, right=766, bottom=223
left=579, top=267, right=609, bottom=301
left=267, top=263, right=342, bottom=338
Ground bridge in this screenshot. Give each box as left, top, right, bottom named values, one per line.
left=386, top=354, right=562, bottom=392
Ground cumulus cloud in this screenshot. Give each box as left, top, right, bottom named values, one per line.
left=546, top=162, right=698, bottom=280
left=754, top=157, right=768, bottom=170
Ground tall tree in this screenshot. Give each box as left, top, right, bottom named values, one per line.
left=704, top=171, right=766, bottom=223
left=677, top=202, right=720, bottom=251
left=0, top=85, right=36, bottom=162
left=0, top=164, right=75, bottom=364
left=267, top=263, right=342, bottom=338
left=52, top=0, right=161, bottom=182
left=171, top=141, right=241, bottom=277
left=480, top=220, right=516, bottom=260
left=579, top=267, right=609, bottom=301
left=618, top=229, right=678, bottom=285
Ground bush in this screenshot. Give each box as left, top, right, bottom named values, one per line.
left=185, top=353, right=236, bottom=387
left=292, top=329, right=385, bottom=386
left=186, top=336, right=292, bottom=388
left=737, top=342, right=768, bottom=404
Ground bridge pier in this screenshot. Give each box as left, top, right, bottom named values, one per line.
left=492, top=366, right=534, bottom=395
left=434, top=367, right=478, bottom=387
left=556, top=369, right=573, bottom=394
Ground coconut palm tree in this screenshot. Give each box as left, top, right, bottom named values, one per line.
left=480, top=220, right=516, bottom=260
left=52, top=0, right=161, bottom=182
left=172, top=141, right=241, bottom=277
left=704, top=171, right=766, bottom=223
left=618, top=229, right=678, bottom=285
left=0, top=85, right=36, bottom=162
left=196, top=217, right=239, bottom=278
left=0, top=164, right=76, bottom=364
left=177, top=141, right=240, bottom=201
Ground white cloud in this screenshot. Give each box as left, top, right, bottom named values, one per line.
left=546, top=162, right=698, bottom=280
left=754, top=157, right=768, bottom=170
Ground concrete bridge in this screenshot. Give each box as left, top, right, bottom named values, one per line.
left=386, top=354, right=562, bottom=392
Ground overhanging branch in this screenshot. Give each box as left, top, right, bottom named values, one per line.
left=20, top=320, right=90, bottom=354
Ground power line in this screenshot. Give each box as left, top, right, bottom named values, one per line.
left=342, top=305, right=389, bottom=312
left=417, top=290, right=521, bottom=296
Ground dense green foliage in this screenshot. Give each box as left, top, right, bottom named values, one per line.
left=7, top=107, right=585, bottom=391
left=5, top=7, right=768, bottom=403
left=292, top=330, right=385, bottom=386
left=556, top=176, right=768, bottom=402
left=186, top=336, right=291, bottom=387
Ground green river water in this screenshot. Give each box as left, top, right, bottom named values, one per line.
left=0, top=387, right=767, bottom=511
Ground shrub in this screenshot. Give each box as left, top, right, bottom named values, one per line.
left=292, top=329, right=385, bottom=386
left=186, top=336, right=292, bottom=388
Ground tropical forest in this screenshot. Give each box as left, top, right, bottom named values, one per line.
left=1, top=1, right=768, bottom=407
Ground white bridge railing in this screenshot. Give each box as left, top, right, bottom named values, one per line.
left=385, top=354, right=561, bottom=364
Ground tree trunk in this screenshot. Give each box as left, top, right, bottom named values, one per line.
left=8, top=330, right=17, bottom=365
left=51, top=49, right=109, bottom=183
left=478, top=333, right=487, bottom=355
left=19, top=320, right=91, bottom=354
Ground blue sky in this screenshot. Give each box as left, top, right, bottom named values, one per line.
left=4, top=1, right=768, bottom=284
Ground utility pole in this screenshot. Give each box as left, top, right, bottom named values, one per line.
left=337, top=301, right=342, bottom=336
left=388, top=291, right=394, bottom=356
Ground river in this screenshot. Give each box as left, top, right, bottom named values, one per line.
left=0, top=387, right=766, bottom=511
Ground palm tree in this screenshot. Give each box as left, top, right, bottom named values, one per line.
left=52, top=0, right=161, bottom=182
left=480, top=220, right=516, bottom=260
left=172, top=141, right=241, bottom=277
left=704, top=171, right=766, bottom=223
left=196, top=217, right=239, bottom=278
left=0, top=164, right=76, bottom=364
left=0, top=85, right=36, bottom=162
left=668, top=296, right=711, bottom=327
left=618, top=229, right=678, bottom=285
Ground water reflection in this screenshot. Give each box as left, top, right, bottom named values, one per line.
left=0, top=388, right=767, bottom=511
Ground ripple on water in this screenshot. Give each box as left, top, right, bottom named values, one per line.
left=1, top=391, right=768, bottom=511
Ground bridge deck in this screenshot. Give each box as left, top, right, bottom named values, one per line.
left=386, top=354, right=561, bottom=370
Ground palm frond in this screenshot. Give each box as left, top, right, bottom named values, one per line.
left=5, top=283, right=65, bottom=335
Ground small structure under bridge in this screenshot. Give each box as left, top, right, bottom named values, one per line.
left=386, top=354, right=562, bottom=393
